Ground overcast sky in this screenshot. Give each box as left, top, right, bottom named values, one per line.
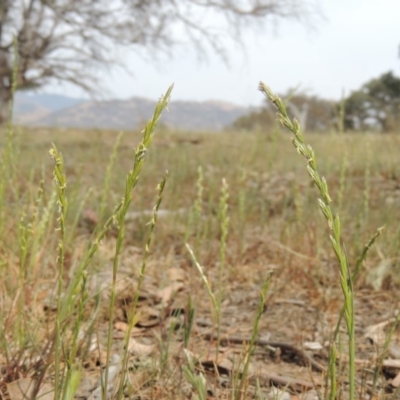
left=46, top=0, right=400, bottom=107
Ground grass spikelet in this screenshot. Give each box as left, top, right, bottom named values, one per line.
left=185, top=243, right=218, bottom=315
left=194, top=166, right=204, bottom=247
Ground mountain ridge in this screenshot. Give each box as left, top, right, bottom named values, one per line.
left=14, top=93, right=253, bottom=131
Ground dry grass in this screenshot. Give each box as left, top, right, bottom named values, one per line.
left=1, top=116, right=400, bottom=399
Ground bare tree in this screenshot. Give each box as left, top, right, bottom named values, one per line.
left=0, top=0, right=320, bottom=123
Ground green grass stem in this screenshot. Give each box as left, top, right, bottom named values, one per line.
left=49, top=144, right=69, bottom=396
left=116, top=172, right=168, bottom=398
left=102, top=85, right=173, bottom=398
left=234, top=271, right=272, bottom=400
left=259, top=81, right=356, bottom=400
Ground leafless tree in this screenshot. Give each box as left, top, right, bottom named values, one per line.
left=0, top=0, right=320, bottom=123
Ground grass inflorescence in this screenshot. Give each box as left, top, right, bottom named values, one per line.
left=258, top=82, right=386, bottom=400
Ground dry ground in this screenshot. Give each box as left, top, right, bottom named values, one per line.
left=1, top=127, right=400, bottom=399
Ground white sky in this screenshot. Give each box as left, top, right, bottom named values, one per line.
left=46, top=0, right=400, bottom=107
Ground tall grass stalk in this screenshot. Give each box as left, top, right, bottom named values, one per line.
left=185, top=178, right=232, bottom=391
left=328, top=343, right=337, bottom=400
left=46, top=220, right=113, bottom=394
left=337, top=151, right=348, bottom=214
left=116, top=172, right=168, bottom=399
left=102, top=85, right=173, bottom=398
left=47, top=148, right=91, bottom=398
left=26, top=181, right=46, bottom=274
left=234, top=271, right=272, bottom=400
left=238, top=169, right=247, bottom=256
left=216, top=178, right=229, bottom=359
left=49, top=145, right=69, bottom=395
left=259, top=82, right=356, bottom=400
left=188, top=242, right=222, bottom=327
left=16, top=210, right=31, bottom=346
left=185, top=243, right=219, bottom=320
left=185, top=242, right=221, bottom=392
left=185, top=165, right=204, bottom=249
left=332, top=227, right=384, bottom=342
left=363, top=140, right=371, bottom=224
left=184, top=296, right=196, bottom=348
left=61, top=271, right=87, bottom=400
left=42, top=85, right=171, bottom=398
left=0, top=37, right=18, bottom=233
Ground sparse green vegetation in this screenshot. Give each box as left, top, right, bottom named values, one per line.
left=1, top=83, right=400, bottom=400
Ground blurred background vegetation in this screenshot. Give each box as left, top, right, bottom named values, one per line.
left=232, top=71, right=400, bottom=133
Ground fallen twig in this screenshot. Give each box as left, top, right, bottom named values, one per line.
left=201, top=333, right=327, bottom=373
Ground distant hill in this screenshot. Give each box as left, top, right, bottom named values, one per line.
left=14, top=93, right=86, bottom=125
left=13, top=93, right=251, bottom=131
